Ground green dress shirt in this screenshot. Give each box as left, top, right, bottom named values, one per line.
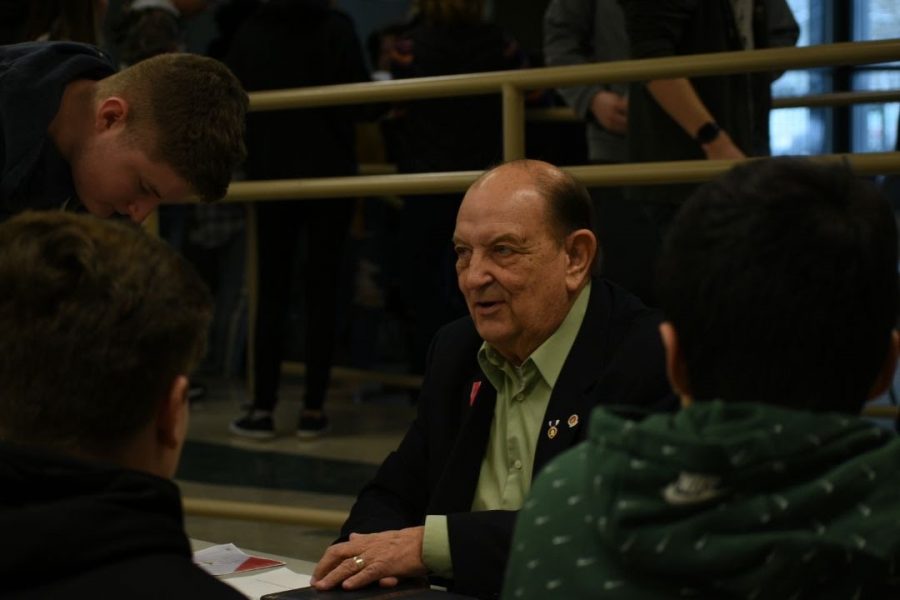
left=422, top=283, right=591, bottom=577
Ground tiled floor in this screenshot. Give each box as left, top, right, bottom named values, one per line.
left=179, top=376, right=417, bottom=562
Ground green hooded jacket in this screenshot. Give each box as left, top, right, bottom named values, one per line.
left=504, top=401, right=900, bottom=598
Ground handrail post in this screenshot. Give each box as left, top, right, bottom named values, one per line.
left=502, top=83, right=526, bottom=161
left=245, top=202, right=258, bottom=397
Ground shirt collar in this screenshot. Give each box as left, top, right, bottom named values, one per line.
left=477, top=282, right=591, bottom=389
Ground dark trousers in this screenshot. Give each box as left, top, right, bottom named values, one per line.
left=253, top=199, right=353, bottom=413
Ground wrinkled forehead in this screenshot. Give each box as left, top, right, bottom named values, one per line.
left=459, top=167, right=550, bottom=225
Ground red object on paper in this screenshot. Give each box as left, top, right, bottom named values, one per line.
left=236, top=555, right=284, bottom=573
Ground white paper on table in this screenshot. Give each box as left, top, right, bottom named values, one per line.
left=222, top=566, right=312, bottom=600
left=193, top=543, right=284, bottom=576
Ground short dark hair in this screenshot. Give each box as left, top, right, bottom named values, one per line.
left=98, top=52, right=248, bottom=202
left=657, top=158, right=898, bottom=413
left=0, top=212, right=212, bottom=454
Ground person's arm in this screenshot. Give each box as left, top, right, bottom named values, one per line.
left=312, top=398, right=434, bottom=590
left=619, top=0, right=744, bottom=159
left=543, top=0, right=627, bottom=134
left=316, top=500, right=521, bottom=597
left=312, top=526, right=428, bottom=591
left=645, top=78, right=745, bottom=160
left=314, top=330, right=446, bottom=590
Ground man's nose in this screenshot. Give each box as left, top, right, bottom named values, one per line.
left=459, top=252, right=493, bottom=291
left=128, top=198, right=159, bottom=224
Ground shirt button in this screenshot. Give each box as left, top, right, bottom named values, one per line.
left=513, top=393, right=524, bottom=402
left=513, top=460, right=523, bottom=470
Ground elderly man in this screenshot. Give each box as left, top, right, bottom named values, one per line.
left=312, top=160, right=674, bottom=597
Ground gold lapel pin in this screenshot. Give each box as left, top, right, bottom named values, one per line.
left=547, top=419, right=560, bottom=439
left=568, top=414, right=579, bottom=428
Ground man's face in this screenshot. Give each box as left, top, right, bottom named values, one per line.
left=71, top=127, right=192, bottom=224
left=453, top=167, right=578, bottom=364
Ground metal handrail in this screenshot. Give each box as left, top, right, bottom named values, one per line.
left=773, top=89, right=900, bottom=109
left=225, top=152, right=900, bottom=202
left=246, top=39, right=900, bottom=111
left=526, top=90, right=900, bottom=122
left=183, top=497, right=347, bottom=529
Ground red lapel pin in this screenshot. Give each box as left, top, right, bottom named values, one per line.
left=469, top=381, right=482, bottom=407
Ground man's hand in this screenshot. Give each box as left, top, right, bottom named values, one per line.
left=311, top=527, right=428, bottom=591
left=590, top=90, right=628, bottom=134
left=702, top=130, right=746, bottom=160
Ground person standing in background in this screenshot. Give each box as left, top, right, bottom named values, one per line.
left=619, top=0, right=799, bottom=209
left=1, top=0, right=107, bottom=45
left=227, top=0, right=370, bottom=439
left=111, top=0, right=210, bottom=67
left=543, top=0, right=658, bottom=302
left=389, top=0, right=526, bottom=374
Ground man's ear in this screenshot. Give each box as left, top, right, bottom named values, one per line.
left=659, top=322, right=692, bottom=400
left=95, top=96, right=129, bottom=131
left=868, top=330, right=899, bottom=399
left=157, top=375, right=190, bottom=449
left=564, top=229, right=597, bottom=292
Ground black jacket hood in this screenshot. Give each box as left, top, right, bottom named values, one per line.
left=0, top=442, right=190, bottom=586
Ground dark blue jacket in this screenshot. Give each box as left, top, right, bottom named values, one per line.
left=0, top=41, right=114, bottom=221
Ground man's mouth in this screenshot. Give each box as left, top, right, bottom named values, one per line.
left=474, top=300, right=503, bottom=313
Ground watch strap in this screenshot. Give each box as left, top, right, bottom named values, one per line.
left=695, top=121, right=721, bottom=145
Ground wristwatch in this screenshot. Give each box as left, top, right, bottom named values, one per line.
left=695, top=121, right=721, bottom=145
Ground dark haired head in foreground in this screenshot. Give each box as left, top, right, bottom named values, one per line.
left=504, top=159, right=900, bottom=600
left=657, top=158, right=898, bottom=413
left=0, top=212, right=242, bottom=599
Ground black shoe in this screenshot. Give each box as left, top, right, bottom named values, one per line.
left=296, top=413, right=329, bottom=439
left=229, top=411, right=275, bottom=440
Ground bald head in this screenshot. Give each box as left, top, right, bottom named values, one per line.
left=453, top=160, right=598, bottom=363
left=470, top=160, right=596, bottom=244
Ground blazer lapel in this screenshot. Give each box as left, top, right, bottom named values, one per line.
left=428, top=372, right=497, bottom=514
left=534, top=281, right=612, bottom=474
